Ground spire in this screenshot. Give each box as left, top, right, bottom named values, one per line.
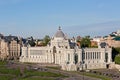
left=59, top=26, right=61, bottom=30
left=54, top=26, right=65, bottom=38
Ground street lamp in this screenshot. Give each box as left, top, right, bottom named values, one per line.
left=82, top=61, right=84, bottom=80
left=82, top=48, right=85, bottom=80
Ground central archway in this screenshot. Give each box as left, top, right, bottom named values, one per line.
left=53, top=46, right=56, bottom=63
left=74, top=54, right=78, bottom=64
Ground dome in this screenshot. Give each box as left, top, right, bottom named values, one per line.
left=54, top=27, right=65, bottom=38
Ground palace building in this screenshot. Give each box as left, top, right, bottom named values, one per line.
left=20, top=27, right=112, bottom=71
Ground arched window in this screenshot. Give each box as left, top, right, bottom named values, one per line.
left=93, top=52, right=94, bottom=59
left=74, top=54, right=78, bottom=64
left=97, top=52, right=98, bottom=59
left=68, top=54, right=70, bottom=61
left=95, top=52, right=96, bottom=59
left=91, top=52, right=92, bottom=59
left=86, top=52, right=87, bottom=59
left=53, top=46, right=56, bottom=53
left=53, top=46, right=56, bottom=63
left=105, top=53, right=108, bottom=62
left=59, top=51, right=61, bottom=53
left=65, top=46, right=68, bottom=49
left=67, top=54, right=70, bottom=64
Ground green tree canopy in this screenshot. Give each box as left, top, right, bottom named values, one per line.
left=27, top=36, right=35, bottom=47
left=80, top=36, right=91, bottom=48
left=115, top=55, right=120, bottom=64
left=112, top=47, right=120, bottom=61
left=43, top=35, right=50, bottom=46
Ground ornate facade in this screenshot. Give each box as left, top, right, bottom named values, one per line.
left=0, top=36, right=21, bottom=60
left=8, top=39, right=21, bottom=60
left=20, top=27, right=112, bottom=71
left=0, top=39, right=9, bottom=60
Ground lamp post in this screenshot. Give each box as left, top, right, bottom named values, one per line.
left=80, top=61, right=84, bottom=80
left=82, top=48, right=85, bottom=80
left=82, top=61, right=84, bottom=80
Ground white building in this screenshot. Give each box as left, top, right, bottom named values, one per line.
left=117, top=29, right=120, bottom=36
left=20, top=27, right=112, bottom=71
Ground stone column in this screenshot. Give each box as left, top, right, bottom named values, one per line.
left=108, top=48, right=112, bottom=63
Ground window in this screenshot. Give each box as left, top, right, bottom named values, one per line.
left=96, top=52, right=98, bottom=59
left=86, top=52, right=87, bottom=59
left=105, top=53, right=108, bottom=62
left=95, top=52, right=96, bottom=59
left=74, top=54, right=78, bottom=64
left=93, top=52, right=94, bottom=59
left=91, top=52, right=92, bottom=59
left=99, top=52, right=101, bottom=59
left=68, top=54, right=70, bottom=61
left=88, top=52, right=90, bottom=59
left=59, top=51, right=61, bottom=53
left=53, top=46, right=56, bottom=53
left=65, top=46, right=68, bottom=49
left=82, top=52, right=85, bottom=60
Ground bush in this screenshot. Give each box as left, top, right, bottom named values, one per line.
left=115, top=55, right=120, bottom=64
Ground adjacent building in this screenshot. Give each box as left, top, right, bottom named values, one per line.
left=8, top=39, right=21, bottom=60
left=0, top=35, right=21, bottom=60
left=0, top=39, right=9, bottom=60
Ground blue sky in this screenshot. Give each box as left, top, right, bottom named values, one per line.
left=0, top=0, right=120, bottom=38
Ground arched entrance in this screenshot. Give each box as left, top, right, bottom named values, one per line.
left=74, top=54, right=78, bottom=64
left=53, top=46, right=56, bottom=63
left=106, top=64, right=109, bottom=69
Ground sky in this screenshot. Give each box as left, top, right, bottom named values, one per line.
left=0, top=0, right=120, bottom=38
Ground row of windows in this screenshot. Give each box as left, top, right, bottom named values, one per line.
left=87, top=61, right=99, bottom=63
left=46, top=50, right=61, bottom=53
left=85, top=52, right=101, bottom=60
left=30, top=50, right=44, bottom=55
left=58, top=46, right=68, bottom=49
left=28, top=59, right=47, bottom=62
left=29, top=56, right=45, bottom=58
left=10, top=52, right=20, bottom=56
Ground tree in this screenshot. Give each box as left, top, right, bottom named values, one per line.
left=80, top=36, right=91, bottom=48
left=43, top=35, right=50, bottom=46
left=112, top=47, right=120, bottom=61
left=29, top=40, right=35, bottom=47
left=115, top=55, right=120, bottom=64
left=27, top=36, right=35, bottom=47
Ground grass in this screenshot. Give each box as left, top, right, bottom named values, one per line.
left=0, top=68, right=20, bottom=76
left=0, top=61, right=7, bottom=65
left=46, top=66, right=61, bottom=70
left=0, top=75, right=14, bottom=80
left=18, top=77, right=54, bottom=80
left=79, top=72, right=111, bottom=80
left=0, top=61, right=66, bottom=80
left=24, top=69, right=65, bottom=77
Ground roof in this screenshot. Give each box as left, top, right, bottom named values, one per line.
left=54, top=27, right=65, bottom=38
left=113, top=36, right=120, bottom=41
left=4, top=35, right=19, bottom=43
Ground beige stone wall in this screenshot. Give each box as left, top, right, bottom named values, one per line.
left=9, top=40, right=21, bottom=59
left=102, top=36, right=120, bottom=48
left=0, top=40, right=9, bottom=60
left=83, top=48, right=112, bottom=69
